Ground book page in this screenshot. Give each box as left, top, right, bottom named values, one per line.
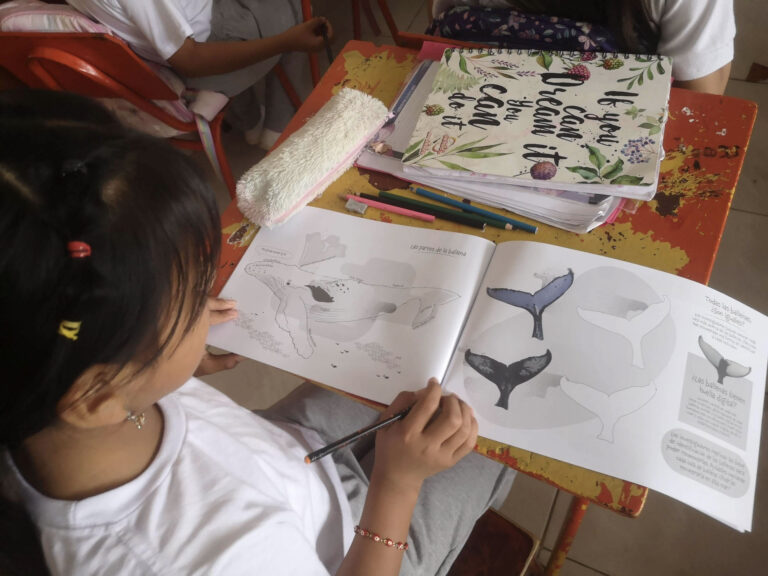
left=209, top=207, right=495, bottom=405
left=443, top=241, right=767, bottom=532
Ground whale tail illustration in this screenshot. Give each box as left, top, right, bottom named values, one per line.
left=299, top=233, right=347, bottom=267
left=409, top=289, right=459, bottom=328
left=577, top=296, right=670, bottom=368
left=487, top=269, right=574, bottom=340
left=560, top=377, right=656, bottom=442
left=698, top=335, right=751, bottom=384
left=465, top=349, right=552, bottom=409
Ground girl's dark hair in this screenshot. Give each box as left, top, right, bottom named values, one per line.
left=0, top=90, right=221, bottom=445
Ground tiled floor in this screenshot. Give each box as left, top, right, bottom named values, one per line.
left=200, top=2, right=768, bottom=574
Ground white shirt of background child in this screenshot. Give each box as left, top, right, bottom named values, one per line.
left=66, top=0, right=213, bottom=62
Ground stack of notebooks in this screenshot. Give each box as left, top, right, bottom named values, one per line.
left=356, top=44, right=673, bottom=233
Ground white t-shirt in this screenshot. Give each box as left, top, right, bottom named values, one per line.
left=0, top=379, right=354, bottom=576
left=431, top=0, right=735, bottom=81
left=646, top=0, right=735, bottom=81
left=66, top=0, right=213, bottom=62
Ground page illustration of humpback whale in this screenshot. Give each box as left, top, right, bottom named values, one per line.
left=698, top=335, right=751, bottom=384
left=464, top=349, right=552, bottom=409
left=486, top=269, right=573, bottom=341
left=244, top=256, right=458, bottom=358
left=577, top=296, right=670, bottom=368
left=559, top=377, right=657, bottom=442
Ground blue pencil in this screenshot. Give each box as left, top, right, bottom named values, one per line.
left=411, top=187, right=538, bottom=234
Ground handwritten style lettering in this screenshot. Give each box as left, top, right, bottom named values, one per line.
left=504, top=98, right=533, bottom=122
left=597, top=91, right=639, bottom=107
left=584, top=111, right=622, bottom=146
left=522, top=143, right=568, bottom=165
left=442, top=84, right=508, bottom=131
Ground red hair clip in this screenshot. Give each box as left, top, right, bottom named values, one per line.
left=67, top=241, right=91, bottom=258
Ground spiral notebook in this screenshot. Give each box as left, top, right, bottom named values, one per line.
left=401, top=48, right=673, bottom=201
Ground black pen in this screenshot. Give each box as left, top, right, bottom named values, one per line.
left=305, top=407, right=411, bottom=464
left=321, top=22, right=333, bottom=63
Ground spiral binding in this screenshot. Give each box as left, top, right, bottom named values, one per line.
left=453, top=47, right=629, bottom=59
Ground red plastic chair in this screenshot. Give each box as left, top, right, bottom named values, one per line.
left=0, top=31, right=241, bottom=197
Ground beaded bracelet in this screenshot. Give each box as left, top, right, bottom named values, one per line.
left=354, top=525, right=409, bottom=551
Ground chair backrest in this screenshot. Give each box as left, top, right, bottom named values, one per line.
left=0, top=32, right=178, bottom=101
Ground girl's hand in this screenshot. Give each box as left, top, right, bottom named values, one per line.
left=278, top=17, right=333, bottom=53
left=195, top=298, right=242, bottom=377
left=372, top=378, right=478, bottom=493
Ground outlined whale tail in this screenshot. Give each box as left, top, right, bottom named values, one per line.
left=299, top=233, right=346, bottom=267
left=409, top=288, right=460, bottom=328
left=560, top=377, right=657, bottom=442
left=487, top=269, right=573, bottom=340
left=698, top=335, right=751, bottom=384
left=465, top=349, right=552, bottom=409
left=577, top=296, right=670, bottom=368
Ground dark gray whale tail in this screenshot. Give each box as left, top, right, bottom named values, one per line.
left=465, top=349, right=552, bottom=409
left=487, top=269, right=574, bottom=340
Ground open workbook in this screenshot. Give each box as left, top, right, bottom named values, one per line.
left=208, top=207, right=767, bottom=533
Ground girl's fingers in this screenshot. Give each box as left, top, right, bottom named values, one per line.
left=440, top=400, right=474, bottom=454
left=402, top=378, right=442, bottom=433
left=323, top=18, right=334, bottom=40
left=194, top=352, right=243, bottom=377
left=209, top=307, right=238, bottom=325
left=422, top=393, right=464, bottom=444
left=208, top=297, right=237, bottom=311
left=208, top=298, right=238, bottom=325
left=379, top=390, right=415, bottom=421
left=452, top=415, right=479, bottom=460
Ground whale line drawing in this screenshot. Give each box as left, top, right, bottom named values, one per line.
left=464, top=349, right=552, bottom=409
left=559, top=376, right=657, bottom=442
left=244, top=234, right=459, bottom=358
left=576, top=295, right=670, bottom=368
left=487, top=269, right=574, bottom=341
left=698, top=335, right=751, bottom=384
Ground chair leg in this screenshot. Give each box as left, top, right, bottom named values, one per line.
left=376, top=0, right=402, bottom=44
left=209, top=113, right=236, bottom=198
left=361, top=0, right=381, bottom=36
left=352, top=0, right=362, bottom=40
left=273, top=63, right=302, bottom=111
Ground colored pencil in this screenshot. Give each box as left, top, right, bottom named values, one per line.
left=378, top=191, right=513, bottom=231
left=359, top=193, right=486, bottom=230
left=411, top=187, right=538, bottom=234
left=305, top=407, right=411, bottom=464
left=346, top=194, right=435, bottom=222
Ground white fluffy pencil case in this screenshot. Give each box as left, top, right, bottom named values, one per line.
left=237, top=88, right=389, bottom=228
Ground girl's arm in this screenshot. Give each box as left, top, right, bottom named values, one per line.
left=336, top=380, right=478, bottom=576
left=167, top=17, right=332, bottom=78
left=673, top=62, right=732, bottom=96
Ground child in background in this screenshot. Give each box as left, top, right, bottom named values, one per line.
left=427, top=0, right=735, bottom=95
left=0, top=90, right=513, bottom=576
left=66, top=0, right=333, bottom=148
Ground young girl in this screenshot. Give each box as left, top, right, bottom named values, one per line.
left=427, top=0, right=735, bottom=95
left=65, top=0, right=334, bottom=146
left=0, top=90, right=513, bottom=576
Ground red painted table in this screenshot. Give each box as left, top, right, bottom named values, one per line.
left=215, top=41, right=757, bottom=575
